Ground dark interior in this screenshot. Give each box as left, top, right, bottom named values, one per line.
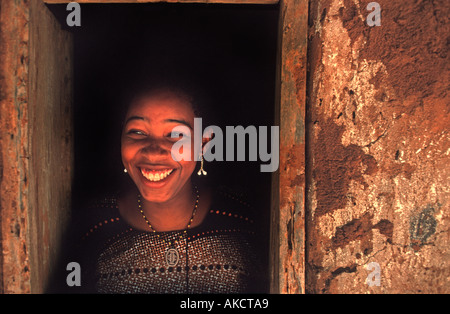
left=48, top=3, right=278, bottom=292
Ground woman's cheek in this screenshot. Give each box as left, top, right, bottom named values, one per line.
left=180, top=160, right=197, bottom=178
left=121, top=142, right=137, bottom=167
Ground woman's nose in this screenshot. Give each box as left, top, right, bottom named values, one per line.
left=140, top=138, right=170, bottom=156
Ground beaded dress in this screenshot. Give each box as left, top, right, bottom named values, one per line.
left=68, top=187, right=264, bottom=294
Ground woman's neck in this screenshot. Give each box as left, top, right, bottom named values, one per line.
left=139, top=182, right=197, bottom=232
left=119, top=181, right=210, bottom=233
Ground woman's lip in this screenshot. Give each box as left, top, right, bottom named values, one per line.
left=139, top=167, right=174, bottom=172
left=137, top=164, right=175, bottom=169
left=137, top=167, right=177, bottom=187
left=140, top=168, right=174, bottom=179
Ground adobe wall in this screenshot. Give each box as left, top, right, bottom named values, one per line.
left=306, top=0, right=449, bottom=293
left=0, top=0, right=73, bottom=293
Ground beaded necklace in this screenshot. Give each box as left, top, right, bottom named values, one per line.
left=137, top=185, right=199, bottom=267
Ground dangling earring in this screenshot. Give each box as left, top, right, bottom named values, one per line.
left=123, top=168, right=128, bottom=173
left=197, top=154, right=207, bottom=176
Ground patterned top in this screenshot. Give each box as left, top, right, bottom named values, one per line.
left=67, top=187, right=264, bottom=294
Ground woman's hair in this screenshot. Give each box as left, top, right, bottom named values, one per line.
left=118, top=68, right=212, bottom=126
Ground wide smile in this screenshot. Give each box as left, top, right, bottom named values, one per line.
left=139, top=168, right=175, bottom=182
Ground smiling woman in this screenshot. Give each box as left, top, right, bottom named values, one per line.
left=121, top=86, right=199, bottom=204
left=44, top=2, right=276, bottom=294
left=52, top=80, right=266, bottom=294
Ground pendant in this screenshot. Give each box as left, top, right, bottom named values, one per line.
left=165, top=248, right=179, bottom=267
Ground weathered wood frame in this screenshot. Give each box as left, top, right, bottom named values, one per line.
left=0, top=0, right=73, bottom=293
left=0, top=0, right=307, bottom=293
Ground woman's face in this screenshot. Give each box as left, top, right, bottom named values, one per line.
left=121, top=91, right=197, bottom=203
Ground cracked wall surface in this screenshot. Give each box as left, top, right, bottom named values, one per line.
left=0, top=0, right=73, bottom=293
left=306, top=0, right=449, bottom=293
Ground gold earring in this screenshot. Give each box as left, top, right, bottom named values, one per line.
left=197, top=154, right=207, bottom=176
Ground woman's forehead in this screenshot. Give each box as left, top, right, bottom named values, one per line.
left=127, top=92, right=195, bottom=119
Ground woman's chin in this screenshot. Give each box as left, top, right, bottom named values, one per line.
left=133, top=168, right=180, bottom=202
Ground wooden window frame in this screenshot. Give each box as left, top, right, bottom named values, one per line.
left=0, top=0, right=307, bottom=293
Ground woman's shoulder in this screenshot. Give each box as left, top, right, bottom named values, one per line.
left=213, top=185, right=253, bottom=210
left=206, top=185, right=257, bottom=228
left=70, top=193, right=124, bottom=241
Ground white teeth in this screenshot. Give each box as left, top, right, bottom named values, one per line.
left=141, top=169, right=174, bottom=182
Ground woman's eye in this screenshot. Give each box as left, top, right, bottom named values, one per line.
left=168, top=131, right=190, bottom=141
left=168, top=125, right=191, bottom=141
left=127, top=130, right=147, bottom=137
left=171, top=131, right=184, bottom=138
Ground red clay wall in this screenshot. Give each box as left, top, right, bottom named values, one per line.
left=0, top=0, right=73, bottom=293
left=306, top=0, right=449, bottom=293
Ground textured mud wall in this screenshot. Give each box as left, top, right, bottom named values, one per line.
left=0, top=0, right=33, bottom=294
left=0, top=0, right=73, bottom=293
left=306, top=0, right=449, bottom=293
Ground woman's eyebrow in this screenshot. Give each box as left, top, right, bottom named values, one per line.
left=124, top=116, right=193, bottom=129
left=164, top=119, right=193, bottom=130
left=125, top=116, right=146, bottom=125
